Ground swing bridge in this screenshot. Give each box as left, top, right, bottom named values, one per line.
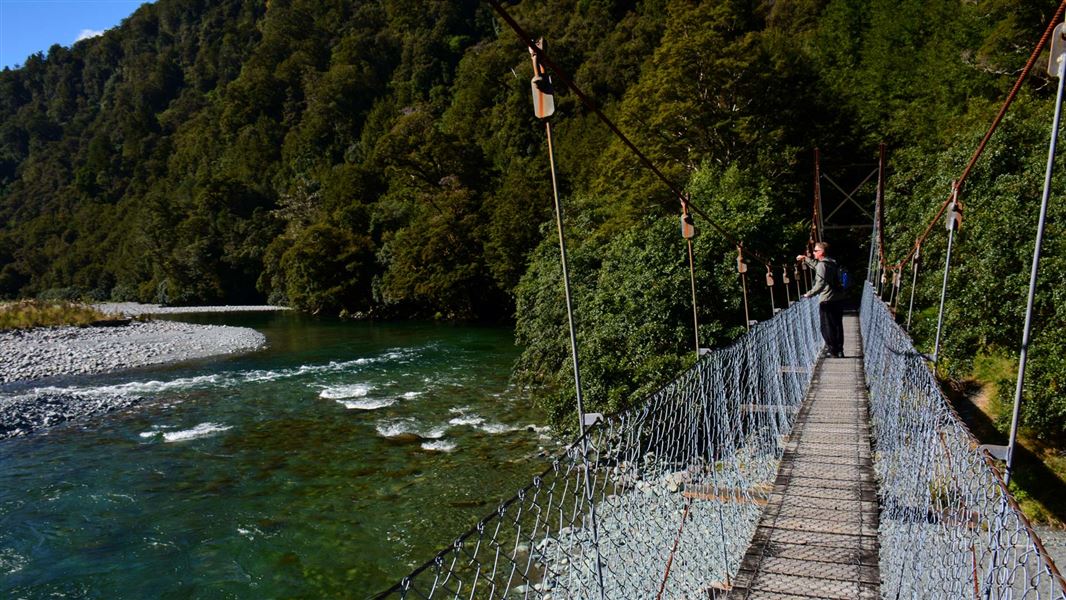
left=375, top=286, right=1065, bottom=599
left=374, top=3, right=1066, bottom=598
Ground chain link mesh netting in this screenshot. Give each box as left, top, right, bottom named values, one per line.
left=861, top=283, right=1066, bottom=600
left=375, top=298, right=821, bottom=599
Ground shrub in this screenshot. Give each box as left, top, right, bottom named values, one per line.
left=0, top=300, right=115, bottom=330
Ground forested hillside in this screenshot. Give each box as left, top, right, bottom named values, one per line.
left=1, top=0, right=1064, bottom=443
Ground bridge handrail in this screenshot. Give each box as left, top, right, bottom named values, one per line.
left=861, top=282, right=1066, bottom=599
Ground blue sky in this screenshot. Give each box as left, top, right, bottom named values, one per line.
left=0, top=0, right=151, bottom=70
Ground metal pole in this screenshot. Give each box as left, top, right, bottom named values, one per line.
left=867, top=146, right=884, bottom=283
left=887, top=268, right=896, bottom=309
left=767, top=269, right=776, bottom=317
left=680, top=204, right=701, bottom=359
left=891, top=268, right=902, bottom=312
left=932, top=184, right=960, bottom=365
left=906, top=248, right=920, bottom=331
left=814, top=148, right=824, bottom=243
left=1005, top=42, right=1066, bottom=486
left=738, top=246, right=751, bottom=330
left=866, top=214, right=877, bottom=285
left=545, top=122, right=584, bottom=430
left=932, top=226, right=955, bottom=364
left=794, top=265, right=802, bottom=302
left=783, top=266, right=792, bottom=305
left=686, top=235, right=700, bottom=359
left=741, top=273, right=751, bottom=331
left=545, top=121, right=607, bottom=598
left=867, top=227, right=878, bottom=285
left=877, top=143, right=887, bottom=285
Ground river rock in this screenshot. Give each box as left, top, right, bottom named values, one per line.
left=0, top=392, right=144, bottom=440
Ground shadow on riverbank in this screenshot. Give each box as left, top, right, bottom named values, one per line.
left=946, top=379, right=1066, bottom=527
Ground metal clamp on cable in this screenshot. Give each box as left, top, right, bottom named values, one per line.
left=945, top=197, right=963, bottom=232
left=528, top=38, right=554, bottom=120
left=680, top=210, right=696, bottom=239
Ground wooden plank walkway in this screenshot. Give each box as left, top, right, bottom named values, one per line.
left=725, top=314, right=880, bottom=599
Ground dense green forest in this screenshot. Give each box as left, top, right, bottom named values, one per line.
left=1, top=0, right=1064, bottom=444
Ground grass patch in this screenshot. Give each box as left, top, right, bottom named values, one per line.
left=972, top=353, right=1016, bottom=385
left=0, top=300, right=117, bottom=330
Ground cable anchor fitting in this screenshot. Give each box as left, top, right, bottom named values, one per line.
left=528, top=38, right=555, bottom=119
left=946, top=182, right=963, bottom=232
left=680, top=204, right=697, bottom=240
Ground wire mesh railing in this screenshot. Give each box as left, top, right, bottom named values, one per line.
left=861, top=282, right=1066, bottom=600
left=374, top=298, right=821, bottom=599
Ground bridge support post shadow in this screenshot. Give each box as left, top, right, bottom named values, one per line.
left=721, top=313, right=881, bottom=599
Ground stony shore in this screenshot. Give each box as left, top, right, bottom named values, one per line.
left=0, top=307, right=273, bottom=439
left=0, top=319, right=267, bottom=385
left=94, top=302, right=289, bottom=317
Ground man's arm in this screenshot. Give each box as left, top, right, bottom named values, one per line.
left=805, top=261, right=828, bottom=298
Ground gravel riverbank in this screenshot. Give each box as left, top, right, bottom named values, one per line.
left=94, top=302, right=289, bottom=316
left=0, top=320, right=266, bottom=385
left=0, top=314, right=269, bottom=439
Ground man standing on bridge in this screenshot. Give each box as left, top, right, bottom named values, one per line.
left=797, top=242, right=845, bottom=358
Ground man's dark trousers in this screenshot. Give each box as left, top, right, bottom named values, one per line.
left=819, top=300, right=845, bottom=356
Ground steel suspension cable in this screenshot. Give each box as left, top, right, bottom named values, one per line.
left=812, top=148, right=823, bottom=244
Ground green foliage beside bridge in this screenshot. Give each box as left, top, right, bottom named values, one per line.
left=0, top=0, right=1064, bottom=442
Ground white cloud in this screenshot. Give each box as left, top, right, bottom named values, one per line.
left=75, top=29, right=106, bottom=43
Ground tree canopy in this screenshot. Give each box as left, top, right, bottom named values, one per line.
left=2, top=0, right=1065, bottom=442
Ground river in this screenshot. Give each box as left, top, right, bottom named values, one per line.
left=0, top=312, right=551, bottom=597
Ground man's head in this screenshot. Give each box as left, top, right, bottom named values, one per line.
left=813, top=241, right=830, bottom=258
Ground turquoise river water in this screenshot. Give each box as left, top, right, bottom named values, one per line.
left=0, top=312, right=552, bottom=598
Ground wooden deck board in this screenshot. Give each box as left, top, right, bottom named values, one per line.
left=724, top=315, right=881, bottom=600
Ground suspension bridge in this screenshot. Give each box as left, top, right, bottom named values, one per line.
left=372, top=2, right=1066, bottom=597
left=374, top=286, right=1065, bottom=599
